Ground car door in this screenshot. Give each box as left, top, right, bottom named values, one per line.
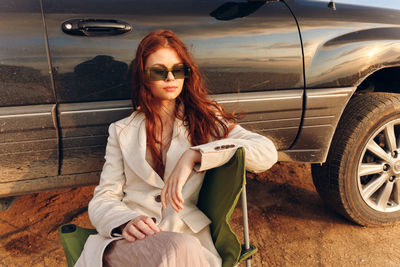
left=0, top=0, right=58, bottom=197
left=42, top=0, right=303, bottom=178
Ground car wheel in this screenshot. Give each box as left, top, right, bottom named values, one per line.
left=312, top=92, right=400, bottom=226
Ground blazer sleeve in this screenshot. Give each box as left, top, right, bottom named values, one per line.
left=191, top=124, right=278, bottom=173
left=88, top=123, right=140, bottom=238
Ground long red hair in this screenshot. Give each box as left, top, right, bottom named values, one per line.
left=130, top=30, right=237, bottom=177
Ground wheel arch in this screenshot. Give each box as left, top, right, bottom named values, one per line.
left=355, top=66, right=400, bottom=94
left=315, top=66, right=400, bottom=163
left=281, top=67, right=400, bottom=163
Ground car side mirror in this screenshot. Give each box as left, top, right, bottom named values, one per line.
left=328, top=0, right=336, bottom=10
left=210, top=1, right=266, bottom=21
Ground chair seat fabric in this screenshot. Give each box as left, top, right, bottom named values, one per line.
left=58, top=224, right=97, bottom=267
left=198, top=147, right=256, bottom=267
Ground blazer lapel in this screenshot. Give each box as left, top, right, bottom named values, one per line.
left=116, top=113, right=165, bottom=189
left=163, top=118, right=192, bottom=181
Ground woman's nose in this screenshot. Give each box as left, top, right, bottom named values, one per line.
left=165, top=71, right=175, bottom=81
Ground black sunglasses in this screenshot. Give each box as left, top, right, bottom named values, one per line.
left=146, top=64, right=191, bottom=81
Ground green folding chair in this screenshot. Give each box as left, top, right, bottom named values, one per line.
left=59, top=147, right=257, bottom=267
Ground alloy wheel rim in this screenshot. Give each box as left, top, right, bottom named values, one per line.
left=357, top=119, right=400, bottom=212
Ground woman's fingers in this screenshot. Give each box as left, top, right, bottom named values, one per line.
left=175, top=181, right=184, bottom=204
left=135, top=220, right=155, bottom=236
left=169, top=182, right=181, bottom=212
left=144, top=217, right=162, bottom=232
left=161, top=185, right=168, bottom=209
left=161, top=179, right=185, bottom=212
left=167, top=183, right=179, bottom=212
left=122, top=215, right=163, bottom=242
left=122, top=231, right=136, bottom=242
left=122, top=224, right=140, bottom=242
left=127, top=224, right=146, bottom=240
left=161, top=183, right=172, bottom=210
left=172, top=181, right=184, bottom=210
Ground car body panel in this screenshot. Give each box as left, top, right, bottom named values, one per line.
left=281, top=86, right=356, bottom=162
left=283, top=0, right=400, bottom=162
left=42, top=0, right=303, bottom=176
left=286, top=0, right=400, bottom=88
left=0, top=0, right=58, bottom=190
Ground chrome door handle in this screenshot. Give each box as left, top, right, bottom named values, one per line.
left=62, top=19, right=132, bottom=36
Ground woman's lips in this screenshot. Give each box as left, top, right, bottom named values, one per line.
left=163, top=86, right=177, bottom=92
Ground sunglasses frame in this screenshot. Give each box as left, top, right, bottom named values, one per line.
left=145, top=64, right=191, bottom=81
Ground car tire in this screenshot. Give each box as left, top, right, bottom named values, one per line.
left=312, top=92, right=400, bottom=226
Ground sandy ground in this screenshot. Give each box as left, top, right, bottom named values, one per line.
left=1, top=162, right=400, bottom=266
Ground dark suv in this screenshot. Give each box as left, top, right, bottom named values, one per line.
left=1, top=0, right=400, bottom=226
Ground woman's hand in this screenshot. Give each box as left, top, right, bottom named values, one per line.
left=161, top=149, right=201, bottom=212
left=121, top=215, right=162, bottom=242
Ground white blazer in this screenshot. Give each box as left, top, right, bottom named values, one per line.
left=75, top=111, right=277, bottom=267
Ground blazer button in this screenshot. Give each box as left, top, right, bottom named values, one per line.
left=155, top=195, right=161, bottom=203
left=151, top=217, right=157, bottom=223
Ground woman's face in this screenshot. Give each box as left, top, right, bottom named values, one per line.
left=145, top=47, right=185, bottom=104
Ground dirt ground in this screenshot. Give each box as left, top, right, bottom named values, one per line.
left=1, top=162, right=400, bottom=266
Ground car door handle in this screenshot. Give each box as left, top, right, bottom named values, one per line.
left=62, top=19, right=132, bottom=36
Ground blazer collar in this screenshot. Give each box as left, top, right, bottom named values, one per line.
left=115, top=112, right=191, bottom=188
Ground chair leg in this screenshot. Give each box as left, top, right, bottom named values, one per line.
left=241, top=184, right=251, bottom=267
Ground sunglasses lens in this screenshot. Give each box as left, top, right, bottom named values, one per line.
left=172, top=65, right=187, bottom=79
left=149, top=67, right=168, bottom=81
left=147, top=65, right=190, bottom=81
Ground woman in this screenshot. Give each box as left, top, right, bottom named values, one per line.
left=75, top=30, right=277, bottom=267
